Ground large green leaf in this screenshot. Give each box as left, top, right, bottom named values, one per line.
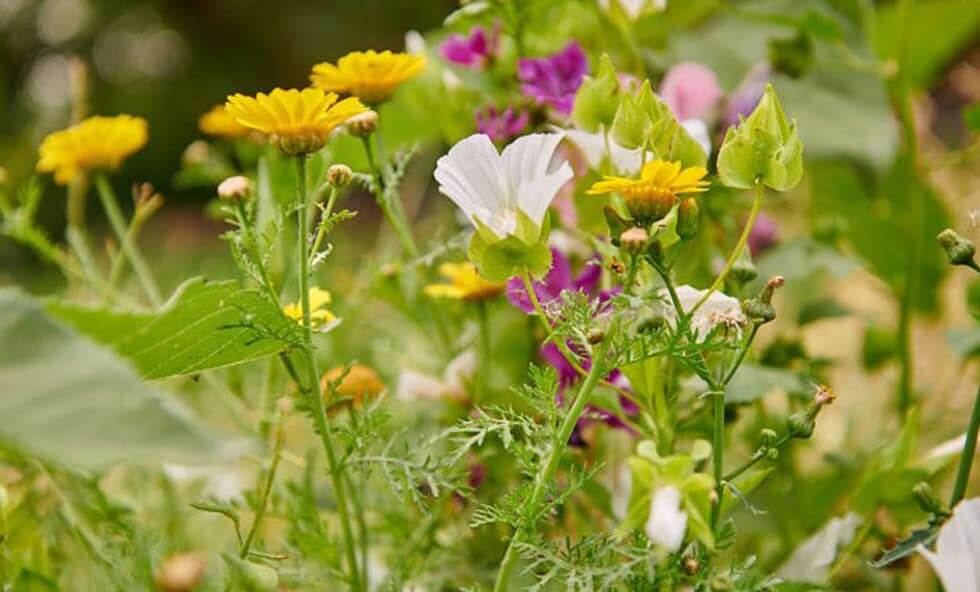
left=48, top=278, right=301, bottom=380
left=0, top=288, right=239, bottom=472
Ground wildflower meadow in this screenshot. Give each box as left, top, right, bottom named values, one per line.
left=1, top=0, right=980, bottom=590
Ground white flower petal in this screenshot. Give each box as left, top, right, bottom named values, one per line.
left=434, top=134, right=507, bottom=229
left=681, top=118, right=712, bottom=156
left=660, top=285, right=747, bottom=342
left=777, top=513, right=862, bottom=583
left=501, top=132, right=573, bottom=227
left=919, top=498, right=980, bottom=592
left=645, top=486, right=688, bottom=552
left=563, top=129, right=642, bottom=175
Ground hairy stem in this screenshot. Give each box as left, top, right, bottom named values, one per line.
left=293, top=156, right=362, bottom=591
left=493, top=345, right=608, bottom=592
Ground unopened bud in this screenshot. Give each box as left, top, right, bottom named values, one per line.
left=347, top=110, right=378, bottom=137
left=327, top=164, right=353, bottom=188
left=742, top=275, right=784, bottom=325
left=937, top=229, right=977, bottom=268
left=682, top=555, right=700, bottom=575
left=587, top=328, right=605, bottom=345
left=912, top=482, right=950, bottom=517
left=155, top=553, right=206, bottom=592
left=787, top=412, right=814, bottom=439
left=759, top=428, right=778, bottom=448
left=217, top=176, right=252, bottom=203
left=676, top=197, right=700, bottom=239
left=765, top=448, right=780, bottom=461
left=182, top=140, right=210, bottom=166
left=619, top=227, right=649, bottom=255
left=730, top=249, right=758, bottom=285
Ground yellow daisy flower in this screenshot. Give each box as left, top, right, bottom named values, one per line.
left=225, top=88, right=367, bottom=155
left=283, top=287, right=337, bottom=327
left=198, top=104, right=251, bottom=139
left=586, top=160, right=709, bottom=222
left=310, top=50, right=425, bottom=103
left=424, top=262, right=506, bottom=302
left=37, top=115, right=148, bottom=185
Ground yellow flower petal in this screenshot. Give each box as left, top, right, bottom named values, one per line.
left=586, top=160, right=709, bottom=222
left=198, top=105, right=250, bottom=138
left=425, top=262, right=505, bottom=301
left=37, top=115, right=148, bottom=185
left=311, top=50, right=425, bottom=103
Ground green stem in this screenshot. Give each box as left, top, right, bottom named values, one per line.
left=235, top=202, right=281, bottom=308
left=240, top=413, right=285, bottom=559
left=723, top=434, right=791, bottom=483
left=477, top=300, right=492, bottom=400
left=710, top=386, right=725, bottom=530
left=692, top=183, right=763, bottom=314
left=493, top=345, right=609, bottom=592
left=293, top=156, right=362, bottom=592
left=361, top=136, right=418, bottom=257
left=310, top=186, right=340, bottom=261
left=722, top=324, right=760, bottom=386
left=94, top=174, right=161, bottom=305
left=950, top=383, right=980, bottom=507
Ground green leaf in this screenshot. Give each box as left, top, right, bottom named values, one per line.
left=720, top=467, right=773, bottom=514
left=725, top=362, right=811, bottom=403
left=948, top=326, right=980, bottom=359
left=572, top=54, right=621, bottom=133
left=48, top=278, right=302, bottom=380
left=870, top=524, right=938, bottom=568
left=0, top=288, right=239, bottom=472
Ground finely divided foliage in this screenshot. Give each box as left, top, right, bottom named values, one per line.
left=1, top=1, right=979, bottom=591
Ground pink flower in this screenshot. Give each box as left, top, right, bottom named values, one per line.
left=518, top=42, right=589, bottom=114
left=748, top=212, right=779, bottom=257
left=660, top=62, right=722, bottom=121
left=474, top=105, right=529, bottom=143
left=440, top=26, right=498, bottom=69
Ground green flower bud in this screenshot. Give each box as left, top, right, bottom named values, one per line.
left=327, top=164, right=353, bottom=188
left=741, top=275, right=784, bottom=325
left=937, top=228, right=978, bottom=268
left=730, top=248, right=758, bottom=285
left=766, top=448, right=780, bottom=461
left=676, top=197, right=700, bottom=239
left=912, top=482, right=950, bottom=517
left=717, top=84, right=803, bottom=192
left=787, top=412, right=814, bottom=439
left=572, top=54, right=620, bottom=133
left=759, top=428, right=778, bottom=447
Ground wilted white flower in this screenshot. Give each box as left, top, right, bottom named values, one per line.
left=660, top=285, right=748, bottom=342
left=645, top=486, right=687, bottom=551
left=777, top=513, right=862, bottom=582
left=919, top=498, right=980, bottom=592
left=434, top=133, right=573, bottom=238
left=397, top=351, right=476, bottom=402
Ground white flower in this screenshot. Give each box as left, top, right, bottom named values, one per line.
left=163, top=463, right=246, bottom=503
left=660, top=285, right=748, bottom=342
left=397, top=351, right=476, bottom=402
left=777, top=513, right=862, bottom=583
left=680, top=119, right=712, bottom=156
left=434, top=133, right=573, bottom=239
left=919, top=498, right=980, bottom=592
left=598, top=0, right=666, bottom=20
left=645, top=486, right=688, bottom=551
left=563, top=129, right=643, bottom=175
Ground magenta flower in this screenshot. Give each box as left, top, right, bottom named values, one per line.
left=660, top=62, right=723, bottom=121
left=440, top=26, right=497, bottom=69
left=475, top=105, right=530, bottom=143
left=748, top=212, right=779, bottom=257
left=517, top=41, right=588, bottom=114
left=723, top=64, right=771, bottom=128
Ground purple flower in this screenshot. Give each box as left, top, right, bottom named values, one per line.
left=748, top=212, right=779, bottom=257
left=517, top=41, right=588, bottom=114
left=475, top=106, right=530, bottom=143
left=660, top=62, right=722, bottom=121
left=440, top=26, right=497, bottom=69
left=723, top=64, right=771, bottom=128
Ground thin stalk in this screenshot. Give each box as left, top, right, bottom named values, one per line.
left=346, top=473, right=370, bottom=589
left=476, top=300, right=492, bottom=400
left=723, top=434, right=791, bottom=483
left=293, top=156, right=362, bottom=592
left=950, top=383, right=980, bottom=507
left=710, top=386, right=725, bottom=530
left=722, top=324, right=760, bottom=386
left=310, top=186, right=340, bottom=260
left=240, top=412, right=285, bottom=559
left=235, top=202, right=281, bottom=308
left=361, top=136, right=418, bottom=257
left=94, top=174, right=161, bottom=305
left=692, top=183, right=763, bottom=314
left=493, top=345, right=609, bottom=592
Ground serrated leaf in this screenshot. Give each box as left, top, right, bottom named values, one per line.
left=48, top=277, right=302, bottom=379
left=870, top=524, right=938, bottom=568
left=0, top=288, right=240, bottom=472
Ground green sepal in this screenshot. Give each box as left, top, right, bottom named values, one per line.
left=572, top=54, right=621, bottom=133
left=717, top=84, right=804, bottom=192
left=610, top=80, right=707, bottom=168
left=467, top=211, right=552, bottom=281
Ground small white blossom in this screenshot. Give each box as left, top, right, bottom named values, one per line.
left=919, top=498, right=980, bottom=592
left=645, top=486, right=688, bottom=552
left=660, top=285, right=748, bottom=342
left=434, top=133, right=573, bottom=238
